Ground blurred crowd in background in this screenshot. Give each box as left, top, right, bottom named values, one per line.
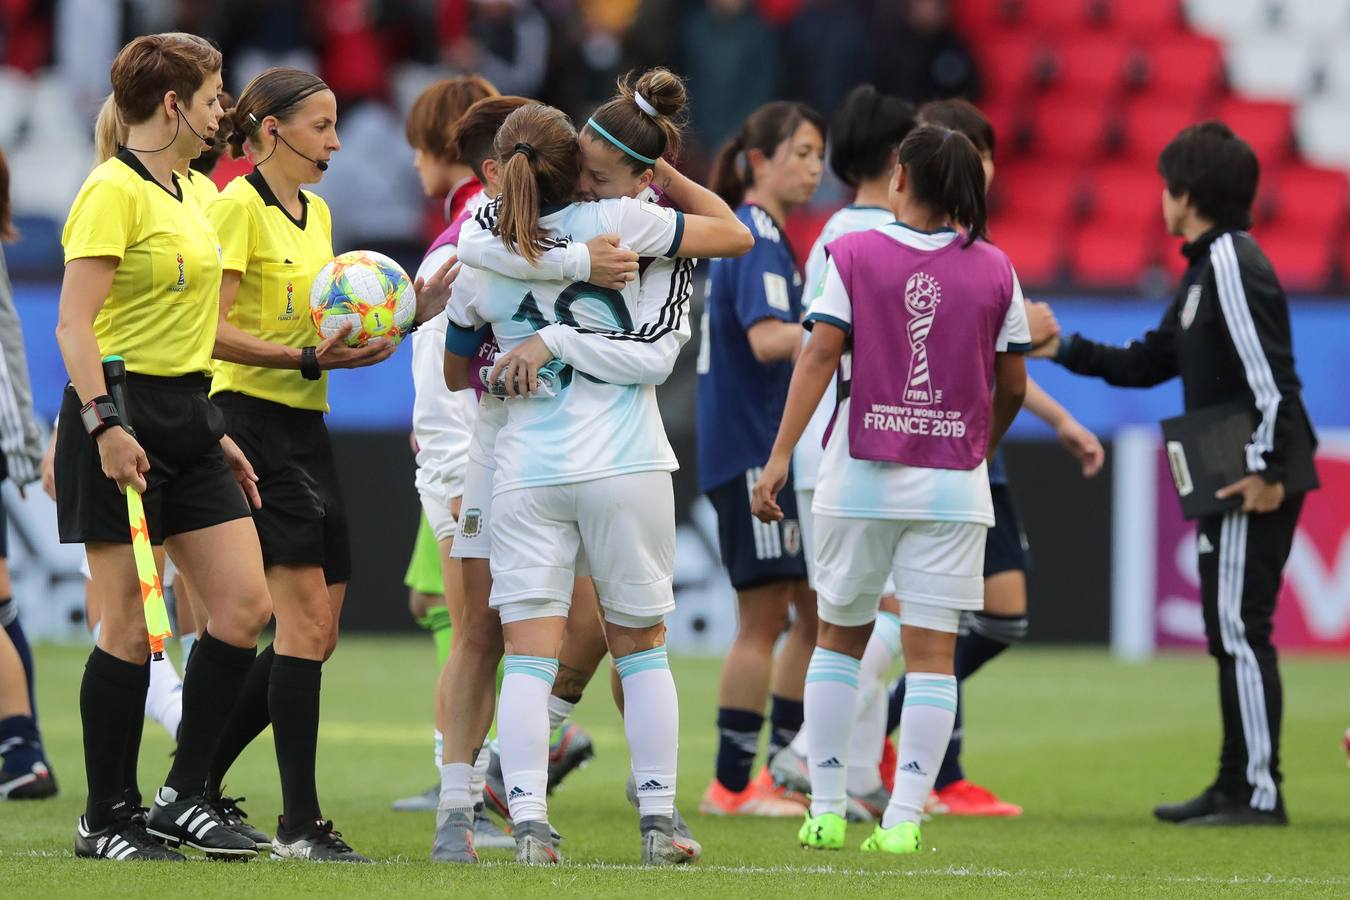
left=0, top=0, right=980, bottom=266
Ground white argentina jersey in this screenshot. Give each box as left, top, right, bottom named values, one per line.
left=795, top=204, right=895, bottom=491
left=450, top=195, right=686, bottom=493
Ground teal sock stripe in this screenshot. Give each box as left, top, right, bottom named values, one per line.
left=806, top=647, right=861, bottom=687
left=874, top=612, right=903, bottom=655
left=503, top=655, right=560, bottom=685
left=615, top=646, right=669, bottom=679
left=903, top=674, right=958, bottom=712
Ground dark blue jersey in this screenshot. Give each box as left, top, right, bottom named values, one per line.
left=696, top=204, right=803, bottom=492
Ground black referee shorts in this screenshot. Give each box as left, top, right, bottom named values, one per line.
left=707, top=467, right=807, bottom=592
left=214, top=392, right=351, bottom=585
left=983, top=483, right=1031, bottom=577
left=55, top=374, right=251, bottom=545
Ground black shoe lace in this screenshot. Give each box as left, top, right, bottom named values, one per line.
left=123, top=813, right=169, bottom=853
left=212, top=795, right=251, bottom=826
left=313, top=820, right=354, bottom=854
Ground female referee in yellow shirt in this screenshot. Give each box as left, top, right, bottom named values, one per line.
left=196, top=66, right=455, bottom=862
left=54, top=33, right=272, bottom=862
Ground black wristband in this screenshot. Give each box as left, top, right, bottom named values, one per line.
left=79, top=395, right=122, bottom=437
left=300, top=346, right=321, bottom=381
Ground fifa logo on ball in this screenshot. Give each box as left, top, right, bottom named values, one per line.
left=903, top=272, right=942, bottom=406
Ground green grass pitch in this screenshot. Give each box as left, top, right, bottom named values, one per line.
left=1, top=639, right=1348, bottom=898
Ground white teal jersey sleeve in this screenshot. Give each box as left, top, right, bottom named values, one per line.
left=535, top=256, right=694, bottom=386
left=794, top=205, right=893, bottom=491
left=458, top=199, right=591, bottom=282
left=997, top=270, right=1032, bottom=352
left=412, top=244, right=477, bottom=504
left=812, top=222, right=994, bottom=527
left=466, top=199, right=684, bottom=493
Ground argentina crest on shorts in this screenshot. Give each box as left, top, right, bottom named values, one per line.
left=461, top=508, right=483, bottom=538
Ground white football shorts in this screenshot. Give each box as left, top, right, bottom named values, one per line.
left=489, top=470, right=674, bottom=628
left=812, top=513, right=986, bottom=630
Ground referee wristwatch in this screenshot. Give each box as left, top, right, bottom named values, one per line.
left=300, top=346, right=322, bottom=381
left=79, top=395, right=122, bottom=437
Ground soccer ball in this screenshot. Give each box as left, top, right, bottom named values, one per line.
left=309, top=250, right=416, bottom=347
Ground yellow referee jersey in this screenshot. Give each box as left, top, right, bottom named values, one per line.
left=208, top=172, right=334, bottom=412
left=61, top=149, right=223, bottom=377
left=183, top=169, right=220, bottom=209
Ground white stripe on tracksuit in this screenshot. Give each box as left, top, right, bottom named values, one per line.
left=1211, top=234, right=1283, bottom=475
left=745, top=467, right=781, bottom=560
left=1217, top=511, right=1279, bottom=810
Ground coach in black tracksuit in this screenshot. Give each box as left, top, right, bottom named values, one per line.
left=1031, top=122, right=1318, bottom=826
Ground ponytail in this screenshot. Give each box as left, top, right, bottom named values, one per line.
left=896, top=124, right=988, bottom=247
left=492, top=104, right=579, bottom=265
left=708, top=134, right=747, bottom=207
left=94, top=94, right=127, bottom=164
left=708, top=100, right=826, bottom=209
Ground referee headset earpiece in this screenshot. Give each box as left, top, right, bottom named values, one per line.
left=269, top=125, right=328, bottom=172
left=118, top=96, right=191, bottom=155
left=171, top=100, right=216, bottom=148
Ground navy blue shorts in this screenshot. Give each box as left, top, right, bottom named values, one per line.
left=984, top=483, right=1031, bottom=577
left=707, top=467, right=808, bottom=592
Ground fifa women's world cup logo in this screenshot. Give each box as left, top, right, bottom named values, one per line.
left=903, top=271, right=942, bottom=406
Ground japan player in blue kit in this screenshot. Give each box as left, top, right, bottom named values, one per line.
left=696, top=100, right=827, bottom=817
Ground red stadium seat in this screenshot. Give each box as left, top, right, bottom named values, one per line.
left=1027, top=95, right=1113, bottom=162
left=1268, top=165, right=1349, bottom=232
left=1019, top=0, right=1094, bottom=33
left=988, top=213, right=1063, bottom=286
left=975, top=33, right=1054, bottom=103
left=1118, top=98, right=1204, bottom=163
left=991, top=162, right=1084, bottom=225
left=1253, top=229, right=1337, bottom=292
left=1049, top=33, right=1141, bottom=99
left=1213, top=98, right=1294, bottom=165
left=1105, top=0, right=1185, bottom=35
left=952, top=0, right=1014, bottom=39
left=1067, top=223, right=1160, bottom=288
left=1084, top=162, right=1164, bottom=228
left=1138, top=35, right=1225, bottom=103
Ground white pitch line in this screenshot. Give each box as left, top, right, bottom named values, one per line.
left=6, top=850, right=1347, bottom=887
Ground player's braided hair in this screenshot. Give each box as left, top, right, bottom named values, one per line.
left=493, top=104, right=580, bottom=265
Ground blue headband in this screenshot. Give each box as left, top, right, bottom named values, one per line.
left=586, top=117, right=657, bottom=166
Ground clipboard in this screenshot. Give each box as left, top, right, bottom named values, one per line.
left=1160, top=401, right=1318, bottom=520
left=1160, top=403, right=1252, bottom=519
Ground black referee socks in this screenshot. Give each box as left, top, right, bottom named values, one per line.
left=164, top=631, right=256, bottom=797
left=81, top=647, right=149, bottom=829
left=269, top=654, right=324, bottom=825
left=206, top=644, right=275, bottom=797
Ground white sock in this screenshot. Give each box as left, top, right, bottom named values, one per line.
left=882, top=672, right=957, bottom=828
left=434, top=729, right=444, bottom=771
left=145, top=652, right=183, bottom=739
left=789, top=723, right=809, bottom=756
left=804, top=647, right=861, bottom=817
left=547, top=694, right=575, bottom=735
left=847, top=612, right=901, bottom=795
left=439, top=762, right=473, bottom=811
left=497, top=655, right=558, bottom=824
left=615, top=647, right=678, bottom=818
left=470, top=745, right=489, bottom=807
